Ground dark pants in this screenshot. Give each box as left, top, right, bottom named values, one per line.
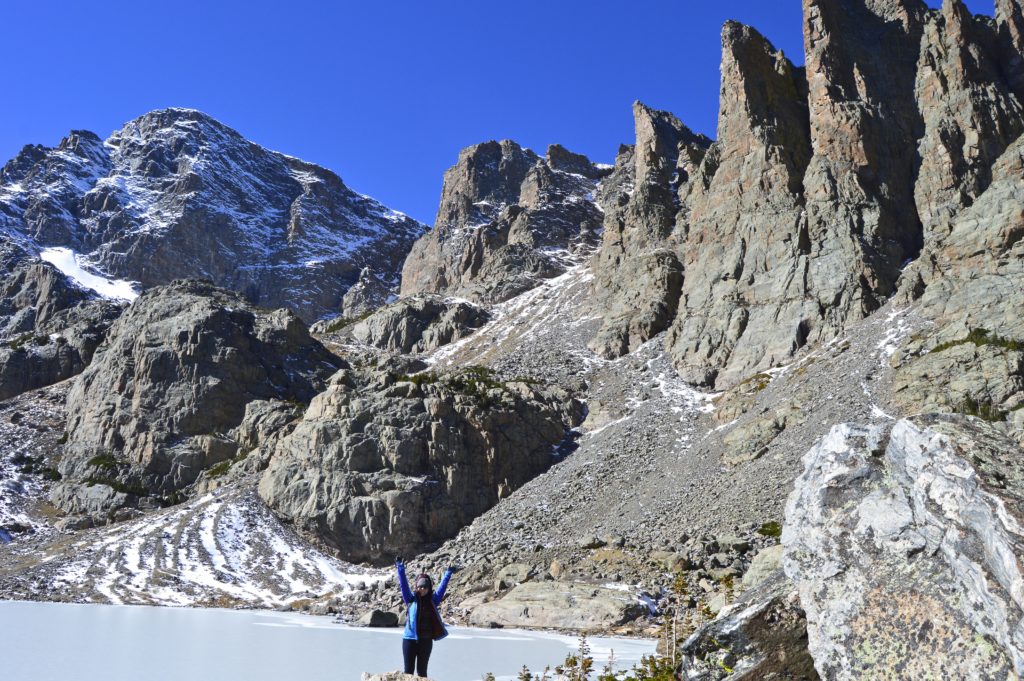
left=402, top=637, right=433, bottom=677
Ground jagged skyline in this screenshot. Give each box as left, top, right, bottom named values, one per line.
left=0, top=0, right=990, bottom=224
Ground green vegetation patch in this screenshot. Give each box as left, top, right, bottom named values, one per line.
left=931, top=328, right=1024, bottom=354
left=323, top=311, right=373, bottom=334
left=11, top=453, right=62, bottom=480
left=958, top=396, right=1007, bottom=422
left=85, top=476, right=150, bottom=498
left=4, top=333, right=49, bottom=352
left=396, top=371, right=439, bottom=387
left=87, top=453, right=119, bottom=470
left=758, top=520, right=782, bottom=538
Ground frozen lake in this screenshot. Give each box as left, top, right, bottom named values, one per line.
left=0, top=601, right=656, bottom=681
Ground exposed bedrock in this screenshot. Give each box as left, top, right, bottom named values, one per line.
left=666, top=21, right=813, bottom=388
left=588, top=103, right=710, bottom=359
left=54, top=280, right=341, bottom=515
left=259, top=365, right=584, bottom=564
left=0, top=246, right=124, bottom=400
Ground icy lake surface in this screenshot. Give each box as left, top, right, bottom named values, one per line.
left=1, top=601, right=656, bottom=681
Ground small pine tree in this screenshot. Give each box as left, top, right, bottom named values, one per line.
left=557, top=635, right=595, bottom=681
left=518, top=665, right=534, bottom=681
left=596, top=648, right=618, bottom=681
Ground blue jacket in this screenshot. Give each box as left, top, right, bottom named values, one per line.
left=397, top=564, right=453, bottom=641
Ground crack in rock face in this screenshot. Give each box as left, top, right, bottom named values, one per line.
left=783, top=415, right=1024, bottom=679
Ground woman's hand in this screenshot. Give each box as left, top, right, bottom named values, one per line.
left=396, top=557, right=405, bottom=570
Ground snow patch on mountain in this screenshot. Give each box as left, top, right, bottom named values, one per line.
left=39, top=247, right=139, bottom=301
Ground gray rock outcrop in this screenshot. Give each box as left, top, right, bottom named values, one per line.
left=401, top=140, right=606, bottom=304
left=783, top=416, right=1024, bottom=678
left=259, top=366, right=583, bottom=563
left=0, top=108, right=426, bottom=322
left=349, top=295, right=490, bottom=354
left=893, top=135, right=1024, bottom=428
left=54, top=280, right=341, bottom=514
left=466, top=581, right=646, bottom=631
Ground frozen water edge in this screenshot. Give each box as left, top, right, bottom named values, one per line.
left=0, top=600, right=657, bottom=681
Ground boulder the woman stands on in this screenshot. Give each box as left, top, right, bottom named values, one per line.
left=396, top=559, right=454, bottom=678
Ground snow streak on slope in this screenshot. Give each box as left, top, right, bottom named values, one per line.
left=30, top=489, right=384, bottom=607
left=39, top=247, right=139, bottom=301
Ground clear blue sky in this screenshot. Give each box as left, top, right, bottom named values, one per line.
left=0, top=0, right=993, bottom=224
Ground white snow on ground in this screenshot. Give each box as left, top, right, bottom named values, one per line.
left=39, top=247, right=139, bottom=301
left=876, top=307, right=912, bottom=357
left=47, top=491, right=384, bottom=607
left=426, top=251, right=597, bottom=368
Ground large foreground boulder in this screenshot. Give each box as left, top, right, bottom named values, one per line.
left=259, top=365, right=583, bottom=563
left=54, top=280, right=341, bottom=514
left=783, top=415, right=1024, bottom=679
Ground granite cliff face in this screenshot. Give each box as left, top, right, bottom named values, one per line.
left=588, top=103, right=711, bottom=359
left=666, top=22, right=812, bottom=387
left=0, top=108, right=426, bottom=323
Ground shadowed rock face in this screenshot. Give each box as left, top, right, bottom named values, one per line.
left=400, top=140, right=606, bottom=304
left=914, top=0, right=1024, bottom=241
left=783, top=416, right=1024, bottom=678
left=0, top=108, right=427, bottom=322
left=800, top=0, right=927, bottom=319
left=54, top=280, right=342, bottom=515
left=997, top=0, right=1024, bottom=99
left=259, top=366, right=584, bottom=564
left=892, top=135, right=1024, bottom=432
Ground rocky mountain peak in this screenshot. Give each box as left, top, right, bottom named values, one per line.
left=432, top=139, right=540, bottom=232
left=0, top=108, right=426, bottom=323
left=631, top=101, right=710, bottom=187
left=400, top=138, right=603, bottom=303
left=545, top=143, right=607, bottom=179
